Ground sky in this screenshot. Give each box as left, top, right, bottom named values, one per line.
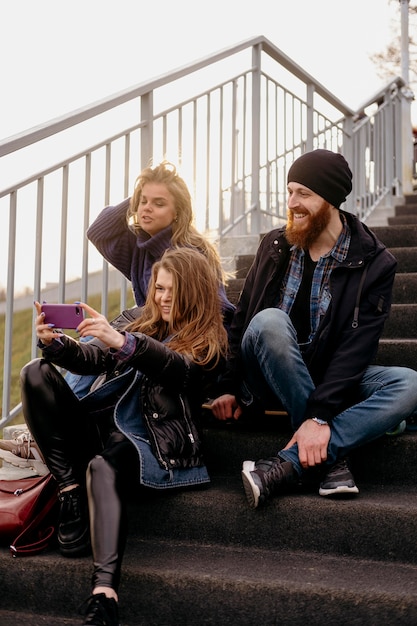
left=0, top=0, right=413, bottom=293
left=0, top=0, right=410, bottom=140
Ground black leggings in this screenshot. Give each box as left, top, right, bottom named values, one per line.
left=20, top=358, right=140, bottom=592
left=88, top=434, right=139, bottom=591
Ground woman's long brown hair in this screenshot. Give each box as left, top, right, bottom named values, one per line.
left=125, top=248, right=228, bottom=368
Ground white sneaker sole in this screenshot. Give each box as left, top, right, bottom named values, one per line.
left=319, top=484, right=359, bottom=497
left=241, top=460, right=260, bottom=508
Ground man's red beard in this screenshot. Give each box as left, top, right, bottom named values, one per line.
left=286, top=201, right=332, bottom=249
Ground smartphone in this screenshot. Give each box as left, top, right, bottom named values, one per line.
left=41, top=303, right=85, bottom=329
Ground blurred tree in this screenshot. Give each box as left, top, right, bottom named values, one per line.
left=370, top=0, right=417, bottom=90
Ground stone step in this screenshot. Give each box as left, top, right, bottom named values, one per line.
left=404, top=194, right=417, bottom=205
left=129, top=481, right=417, bottom=564
left=382, top=303, right=417, bottom=337
left=225, top=277, right=245, bottom=305
left=390, top=247, right=417, bottom=273
left=394, top=204, right=417, bottom=215
left=1, top=537, right=417, bottom=626
left=375, top=338, right=417, bottom=369
left=1, top=536, right=417, bottom=626
left=388, top=215, right=417, bottom=225
left=0, top=610, right=80, bottom=626
left=392, top=273, right=417, bottom=303
left=371, top=225, right=417, bottom=248
left=235, top=253, right=255, bottom=278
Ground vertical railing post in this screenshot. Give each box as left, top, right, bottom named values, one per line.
left=58, top=165, right=69, bottom=303
left=141, top=91, right=154, bottom=169
left=101, top=143, right=112, bottom=316
left=2, top=192, right=17, bottom=422
left=250, top=43, right=262, bottom=235
left=33, top=178, right=44, bottom=356
left=385, top=94, right=395, bottom=202
left=306, top=83, right=315, bottom=152
left=81, top=153, right=92, bottom=304
left=400, top=0, right=414, bottom=195
left=342, top=115, right=354, bottom=213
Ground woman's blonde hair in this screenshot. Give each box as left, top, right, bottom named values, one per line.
left=127, top=161, right=227, bottom=283
left=126, top=247, right=228, bottom=367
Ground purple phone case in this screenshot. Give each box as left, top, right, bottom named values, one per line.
left=41, top=304, right=84, bottom=329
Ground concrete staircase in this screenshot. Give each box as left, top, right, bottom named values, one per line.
left=1, top=198, right=417, bottom=625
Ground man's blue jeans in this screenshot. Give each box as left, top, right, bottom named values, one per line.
left=240, top=308, right=417, bottom=475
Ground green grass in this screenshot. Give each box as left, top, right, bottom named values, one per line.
left=0, top=291, right=135, bottom=434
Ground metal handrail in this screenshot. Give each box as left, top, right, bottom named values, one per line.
left=0, top=36, right=354, bottom=158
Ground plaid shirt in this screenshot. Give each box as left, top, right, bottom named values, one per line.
left=278, top=214, right=351, bottom=344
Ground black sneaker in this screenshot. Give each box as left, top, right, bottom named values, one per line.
left=241, top=456, right=297, bottom=508
left=81, top=593, right=119, bottom=626
left=58, top=486, right=90, bottom=557
left=319, top=459, right=359, bottom=497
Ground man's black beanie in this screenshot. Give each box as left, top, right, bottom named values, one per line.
left=287, top=149, right=353, bottom=208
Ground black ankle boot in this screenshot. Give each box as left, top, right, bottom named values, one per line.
left=81, top=593, right=119, bottom=626
left=58, top=486, right=90, bottom=557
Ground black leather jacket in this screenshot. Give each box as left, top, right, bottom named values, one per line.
left=40, top=329, right=219, bottom=470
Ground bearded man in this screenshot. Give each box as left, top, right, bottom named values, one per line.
left=212, top=149, right=417, bottom=506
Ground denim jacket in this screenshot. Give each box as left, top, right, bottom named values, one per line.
left=40, top=331, right=218, bottom=488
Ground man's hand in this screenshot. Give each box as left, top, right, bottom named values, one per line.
left=210, top=394, right=242, bottom=421
left=284, top=419, right=331, bottom=469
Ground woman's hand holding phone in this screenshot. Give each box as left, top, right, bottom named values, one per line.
left=35, top=301, right=64, bottom=345
left=35, top=302, right=125, bottom=350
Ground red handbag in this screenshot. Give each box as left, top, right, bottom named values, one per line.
left=0, top=472, right=59, bottom=556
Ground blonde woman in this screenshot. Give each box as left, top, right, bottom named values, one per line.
left=20, top=248, right=228, bottom=626
left=87, top=160, right=234, bottom=321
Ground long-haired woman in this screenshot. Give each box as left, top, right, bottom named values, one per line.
left=20, top=247, right=228, bottom=626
